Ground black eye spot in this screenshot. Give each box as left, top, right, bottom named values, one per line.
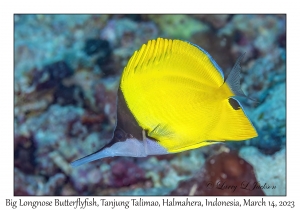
left=114, top=129, right=125, bottom=141
left=229, top=98, right=241, bottom=110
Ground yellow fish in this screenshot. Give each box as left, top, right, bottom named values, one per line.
left=71, top=38, right=257, bottom=167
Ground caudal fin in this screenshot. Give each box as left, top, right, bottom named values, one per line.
left=225, top=52, right=246, bottom=97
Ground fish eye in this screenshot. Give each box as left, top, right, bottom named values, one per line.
left=114, top=129, right=125, bottom=141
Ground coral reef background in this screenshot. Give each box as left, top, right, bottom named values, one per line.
left=14, top=14, right=286, bottom=196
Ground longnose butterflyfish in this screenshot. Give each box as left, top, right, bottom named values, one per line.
left=71, top=38, right=257, bottom=167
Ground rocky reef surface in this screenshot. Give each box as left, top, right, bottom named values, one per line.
left=14, top=14, right=286, bottom=195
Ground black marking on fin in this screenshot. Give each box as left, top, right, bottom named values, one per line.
left=116, top=88, right=144, bottom=141
left=71, top=88, right=145, bottom=167
left=229, top=98, right=241, bottom=110
left=113, top=128, right=127, bottom=142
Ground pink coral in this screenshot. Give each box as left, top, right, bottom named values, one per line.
left=171, top=151, right=265, bottom=196
left=104, top=160, right=146, bottom=188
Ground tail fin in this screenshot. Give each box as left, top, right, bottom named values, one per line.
left=225, top=52, right=246, bottom=97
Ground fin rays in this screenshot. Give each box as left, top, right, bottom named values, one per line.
left=71, top=38, right=258, bottom=167
left=121, top=38, right=225, bottom=89
left=225, top=52, right=246, bottom=97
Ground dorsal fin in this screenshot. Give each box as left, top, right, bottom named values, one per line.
left=121, top=38, right=225, bottom=89
left=187, top=41, right=224, bottom=81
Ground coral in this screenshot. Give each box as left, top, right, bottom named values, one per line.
left=63, top=69, right=101, bottom=112
left=191, top=31, right=235, bottom=73
left=49, top=151, right=72, bottom=175
left=67, top=132, right=112, bottom=194
left=95, top=56, right=117, bottom=77
left=70, top=164, right=103, bottom=193
left=80, top=111, right=106, bottom=133
left=100, top=18, right=158, bottom=49
left=14, top=134, right=36, bottom=174
left=14, top=88, right=54, bottom=118
left=60, top=183, right=77, bottom=196
left=149, top=14, right=209, bottom=40
left=220, top=15, right=285, bottom=54
left=115, top=187, right=172, bottom=196
left=37, top=173, right=66, bottom=195
left=32, top=61, right=74, bottom=91
left=83, top=38, right=117, bottom=77
left=14, top=14, right=286, bottom=196
left=14, top=168, right=66, bottom=195
left=18, top=105, right=85, bottom=148
left=99, top=18, right=159, bottom=78
left=84, top=39, right=111, bottom=56
left=239, top=146, right=286, bottom=195
left=170, top=151, right=265, bottom=196
left=14, top=60, right=76, bottom=118
left=103, top=159, right=146, bottom=188
left=14, top=14, right=108, bottom=71
left=130, top=149, right=207, bottom=195
left=93, top=80, right=118, bottom=124
left=15, top=105, right=90, bottom=178
left=53, top=84, right=84, bottom=106
left=248, top=83, right=286, bottom=154
left=193, top=14, right=231, bottom=29
left=14, top=15, right=110, bottom=110
left=228, top=15, right=286, bottom=73
left=14, top=168, right=42, bottom=195
left=241, top=48, right=286, bottom=103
